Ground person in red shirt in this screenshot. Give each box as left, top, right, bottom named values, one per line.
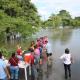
left=9, top=53, right=19, bottom=80
left=28, top=48, right=38, bottom=80
left=16, top=45, right=23, bottom=61
left=17, top=48, right=22, bottom=55
left=29, top=48, right=34, bottom=66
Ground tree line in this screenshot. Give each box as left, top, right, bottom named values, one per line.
left=43, top=10, right=80, bottom=28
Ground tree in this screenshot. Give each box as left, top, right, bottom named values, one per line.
left=51, top=15, right=62, bottom=28
left=0, top=0, right=41, bottom=39
left=58, top=10, right=72, bottom=27
left=71, top=17, right=80, bottom=27
left=44, top=14, right=62, bottom=28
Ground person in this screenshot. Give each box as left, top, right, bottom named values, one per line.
left=30, top=41, right=35, bottom=50
left=27, top=48, right=38, bottom=80
left=46, top=42, right=52, bottom=56
left=34, top=45, right=40, bottom=64
left=60, top=48, right=73, bottom=79
left=28, top=48, right=35, bottom=80
left=9, top=52, right=19, bottom=80
left=0, top=52, right=10, bottom=80
left=16, top=45, right=23, bottom=61
left=36, top=39, right=41, bottom=48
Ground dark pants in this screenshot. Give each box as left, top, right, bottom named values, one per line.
left=64, top=64, right=71, bottom=79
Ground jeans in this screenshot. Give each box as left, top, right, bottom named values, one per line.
left=64, top=64, right=71, bottom=79
left=10, top=66, right=19, bottom=80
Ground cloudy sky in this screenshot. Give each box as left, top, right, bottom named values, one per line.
left=31, top=0, right=80, bottom=20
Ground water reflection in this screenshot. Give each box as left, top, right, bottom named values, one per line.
left=52, top=28, right=73, bottom=45
left=60, top=29, right=73, bottom=45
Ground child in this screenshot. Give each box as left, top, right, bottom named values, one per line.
left=60, top=48, right=73, bottom=79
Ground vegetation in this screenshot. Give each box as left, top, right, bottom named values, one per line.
left=0, top=48, right=15, bottom=58
left=0, top=0, right=41, bottom=40
left=44, top=10, right=80, bottom=28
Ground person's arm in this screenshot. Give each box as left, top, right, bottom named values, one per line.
left=60, top=54, right=64, bottom=59
left=4, top=67, right=10, bottom=79
left=2, top=60, right=10, bottom=80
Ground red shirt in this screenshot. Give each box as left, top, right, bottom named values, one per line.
left=17, top=48, right=22, bottom=55
left=9, top=57, right=19, bottom=66
left=30, top=54, right=34, bottom=65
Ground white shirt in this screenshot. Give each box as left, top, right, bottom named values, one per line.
left=46, top=43, right=52, bottom=53
left=60, top=53, right=71, bottom=64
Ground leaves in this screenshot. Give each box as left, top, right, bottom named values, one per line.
left=44, top=10, right=80, bottom=28
left=0, top=0, right=41, bottom=38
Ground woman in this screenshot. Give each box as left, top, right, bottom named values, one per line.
left=9, top=53, right=19, bottom=80
left=60, top=48, right=73, bottom=79
left=34, top=45, right=40, bottom=64
left=30, top=41, right=35, bottom=50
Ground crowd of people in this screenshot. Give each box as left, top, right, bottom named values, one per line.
left=0, top=36, right=53, bottom=80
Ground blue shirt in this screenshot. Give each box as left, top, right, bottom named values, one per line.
left=0, top=59, right=7, bottom=79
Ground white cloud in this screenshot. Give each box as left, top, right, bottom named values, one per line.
left=31, top=0, right=38, bottom=3
left=31, top=0, right=80, bottom=20
left=37, top=8, right=50, bottom=20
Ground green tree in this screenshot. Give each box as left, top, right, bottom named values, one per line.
left=71, top=17, right=80, bottom=27
left=0, top=0, right=41, bottom=39
left=58, top=10, right=72, bottom=27
left=50, top=15, right=62, bottom=28
left=44, top=14, right=62, bottom=28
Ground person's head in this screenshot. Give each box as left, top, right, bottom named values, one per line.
left=40, top=37, right=43, bottom=40
left=11, top=52, right=16, bottom=57
left=65, top=48, right=69, bottom=54
left=49, top=53, right=52, bottom=56
left=0, top=52, right=2, bottom=58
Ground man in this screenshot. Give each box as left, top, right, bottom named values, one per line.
left=0, top=52, right=10, bottom=80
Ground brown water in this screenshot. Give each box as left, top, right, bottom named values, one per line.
left=1, top=28, right=80, bottom=80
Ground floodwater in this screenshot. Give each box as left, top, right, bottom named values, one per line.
left=1, top=28, right=80, bottom=80
left=35, top=28, right=80, bottom=80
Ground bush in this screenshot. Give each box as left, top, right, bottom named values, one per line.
left=0, top=48, right=15, bottom=59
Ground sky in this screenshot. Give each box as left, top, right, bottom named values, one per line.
left=31, top=0, right=80, bottom=20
